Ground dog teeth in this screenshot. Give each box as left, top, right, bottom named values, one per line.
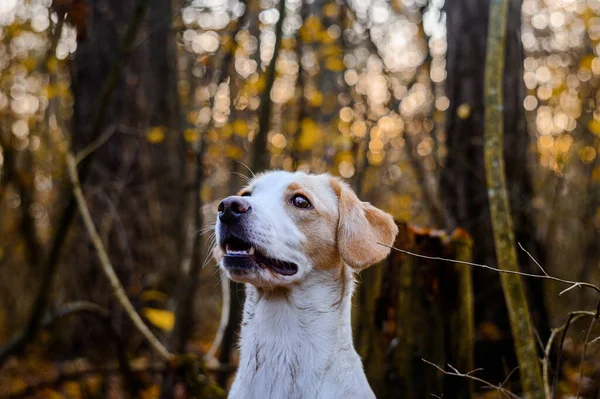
left=225, top=245, right=255, bottom=255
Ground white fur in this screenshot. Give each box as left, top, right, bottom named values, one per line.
left=216, top=171, right=377, bottom=398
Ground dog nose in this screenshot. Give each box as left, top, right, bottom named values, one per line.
left=218, top=196, right=251, bottom=223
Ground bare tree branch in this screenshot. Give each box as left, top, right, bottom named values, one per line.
left=543, top=311, right=596, bottom=398
left=66, top=154, right=172, bottom=361
left=576, top=299, right=600, bottom=399
left=378, top=243, right=600, bottom=295
left=421, top=358, right=520, bottom=399
left=74, top=125, right=117, bottom=165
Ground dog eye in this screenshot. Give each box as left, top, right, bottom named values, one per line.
left=291, top=194, right=312, bottom=209
left=240, top=192, right=251, bottom=197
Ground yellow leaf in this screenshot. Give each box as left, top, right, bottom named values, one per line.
left=456, top=103, right=471, bottom=119
left=216, top=124, right=231, bottom=139
left=142, top=308, right=175, bottom=331
left=298, top=118, right=320, bottom=150
left=335, top=151, right=354, bottom=164
left=46, top=57, right=59, bottom=72
left=187, top=110, right=199, bottom=124
left=246, top=75, right=265, bottom=93
left=232, top=119, right=248, bottom=137
left=299, top=15, right=322, bottom=43
left=308, top=90, right=323, bottom=107
left=146, top=126, right=166, bottom=143
left=588, top=119, right=600, bottom=136
left=184, top=129, right=200, bottom=142
left=325, top=57, right=344, bottom=72
left=44, top=84, right=58, bottom=99
left=320, top=31, right=336, bottom=45
left=580, top=55, right=594, bottom=70
left=22, top=58, right=36, bottom=72
left=367, top=150, right=384, bottom=166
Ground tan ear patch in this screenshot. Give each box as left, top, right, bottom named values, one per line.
left=330, top=177, right=398, bottom=270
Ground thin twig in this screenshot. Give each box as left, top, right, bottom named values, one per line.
left=558, top=283, right=582, bottom=296
left=421, top=358, right=520, bottom=399
left=378, top=243, right=600, bottom=295
left=66, top=154, right=172, bottom=361
left=576, top=299, right=600, bottom=398
left=544, top=312, right=595, bottom=399
left=499, top=366, right=520, bottom=390
left=74, top=125, right=116, bottom=164
left=518, top=242, right=548, bottom=276
left=588, top=335, right=600, bottom=346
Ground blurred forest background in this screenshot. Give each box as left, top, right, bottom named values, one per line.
left=0, top=0, right=600, bottom=397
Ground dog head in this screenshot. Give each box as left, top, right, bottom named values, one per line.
left=215, top=171, right=398, bottom=288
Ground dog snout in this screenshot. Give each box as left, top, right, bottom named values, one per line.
left=218, top=196, right=251, bottom=224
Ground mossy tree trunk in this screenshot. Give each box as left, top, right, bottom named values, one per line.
left=483, top=0, right=544, bottom=397
left=442, top=0, right=549, bottom=386
left=357, top=224, right=474, bottom=399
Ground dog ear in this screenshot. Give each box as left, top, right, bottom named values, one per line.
left=330, top=177, right=398, bottom=270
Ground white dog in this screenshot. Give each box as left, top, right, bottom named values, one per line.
left=215, top=171, right=398, bottom=399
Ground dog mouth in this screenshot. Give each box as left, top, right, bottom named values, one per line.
left=221, top=236, right=298, bottom=276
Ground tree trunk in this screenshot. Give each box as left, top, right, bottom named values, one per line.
left=67, top=0, right=181, bottom=352
left=358, top=224, right=474, bottom=399
left=483, top=0, right=544, bottom=395
left=442, top=0, right=549, bottom=387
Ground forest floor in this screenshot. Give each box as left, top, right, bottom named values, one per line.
left=0, top=336, right=598, bottom=398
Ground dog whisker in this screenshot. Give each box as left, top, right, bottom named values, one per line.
left=231, top=171, right=252, bottom=184
left=197, top=223, right=216, bottom=234
left=236, top=160, right=255, bottom=178
left=198, top=228, right=216, bottom=237
left=202, top=235, right=217, bottom=268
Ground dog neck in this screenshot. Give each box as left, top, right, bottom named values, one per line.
left=229, top=264, right=370, bottom=398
